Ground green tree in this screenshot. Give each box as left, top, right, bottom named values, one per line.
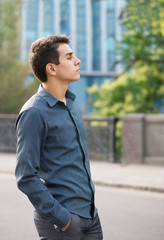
left=88, top=64, right=164, bottom=117
left=88, top=0, right=164, bottom=158
left=117, top=0, right=164, bottom=70
left=0, top=0, right=33, bottom=113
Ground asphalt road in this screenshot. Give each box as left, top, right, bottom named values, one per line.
left=0, top=174, right=164, bottom=240
left=96, top=186, right=164, bottom=240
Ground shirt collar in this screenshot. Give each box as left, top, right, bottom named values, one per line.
left=37, top=84, right=76, bottom=107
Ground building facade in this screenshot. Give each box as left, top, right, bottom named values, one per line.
left=21, top=0, right=125, bottom=113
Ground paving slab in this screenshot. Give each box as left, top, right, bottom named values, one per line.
left=90, top=161, right=164, bottom=193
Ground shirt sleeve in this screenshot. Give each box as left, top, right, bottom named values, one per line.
left=15, top=108, right=71, bottom=230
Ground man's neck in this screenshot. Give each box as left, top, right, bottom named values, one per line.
left=42, top=79, right=68, bottom=106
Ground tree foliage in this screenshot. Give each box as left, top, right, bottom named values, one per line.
left=88, top=63, right=164, bottom=117
left=116, top=0, right=164, bottom=72
left=0, top=0, right=33, bottom=113
left=88, top=0, right=164, bottom=117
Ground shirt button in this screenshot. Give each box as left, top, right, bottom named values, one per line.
left=54, top=224, right=58, bottom=229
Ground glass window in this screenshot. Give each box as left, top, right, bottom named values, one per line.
left=76, top=0, right=86, bottom=70
left=92, top=0, right=101, bottom=70
left=26, top=0, right=39, bottom=54
left=106, top=0, right=115, bottom=11
left=26, top=0, right=38, bottom=30
left=106, top=2, right=115, bottom=37
left=106, top=0, right=116, bottom=71
left=107, top=36, right=115, bottom=51
left=43, top=0, right=54, bottom=36
left=107, top=52, right=116, bottom=71
left=60, top=0, right=70, bottom=36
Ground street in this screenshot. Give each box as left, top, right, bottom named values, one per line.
left=96, top=185, right=164, bottom=240
left=0, top=174, right=164, bottom=240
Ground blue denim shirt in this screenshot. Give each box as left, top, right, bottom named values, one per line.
left=15, top=85, right=97, bottom=231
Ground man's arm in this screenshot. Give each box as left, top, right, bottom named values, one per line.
left=15, top=108, right=71, bottom=231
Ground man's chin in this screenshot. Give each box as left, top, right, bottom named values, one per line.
left=67, top=74, right=80, bottom=83
left=72, top=75, right=81, bottom=82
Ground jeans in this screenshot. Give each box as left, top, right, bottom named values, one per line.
left=34, top=211, right=103, bottom=240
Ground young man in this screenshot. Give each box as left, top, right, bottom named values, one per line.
left=15, top=34, right=103, bottom=240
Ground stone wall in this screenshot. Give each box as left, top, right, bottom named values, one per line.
left=121, top=114, right=164, bottom=165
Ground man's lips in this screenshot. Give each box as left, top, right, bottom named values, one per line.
left=76, top=68, right=80, bottom=72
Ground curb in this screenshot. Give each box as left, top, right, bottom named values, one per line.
left=93, top=181, right=164, bottom=194
left=1, top=170, right=164, bottom=194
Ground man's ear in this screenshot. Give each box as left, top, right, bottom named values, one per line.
left=46, top=63, right=56, bottom=76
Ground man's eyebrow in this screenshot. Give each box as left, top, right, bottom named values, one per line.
left=65, top=52, right=73, bottom=56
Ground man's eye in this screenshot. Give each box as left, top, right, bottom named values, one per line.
left=67, top=56, right=72, bottom=60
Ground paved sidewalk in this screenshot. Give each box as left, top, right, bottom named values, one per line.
left=90, top=161, right=164, bottom=193
left=0, top=153, right=164, bottom=193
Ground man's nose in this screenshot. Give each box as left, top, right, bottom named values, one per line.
left=75, top=57, right=81, bottom=65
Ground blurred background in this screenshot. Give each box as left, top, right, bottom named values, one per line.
left=0, top=1, right=164, bottom=240
left=0, top=0, right=164, bottom=162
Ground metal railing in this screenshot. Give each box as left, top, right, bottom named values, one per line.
left=0, top=114, right=16, bottom=153
left=0, top=115, right=118, bottom=162
left=83, top=116, right=118, bottom=162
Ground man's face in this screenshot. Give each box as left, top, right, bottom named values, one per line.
left=54, top=43, right=81, bottom=83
